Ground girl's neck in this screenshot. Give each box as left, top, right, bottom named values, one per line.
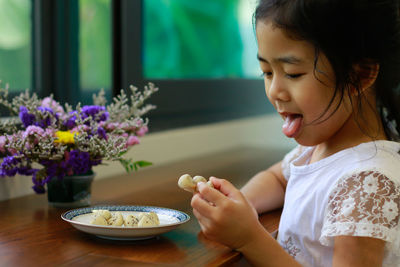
left=310, top=91, right=387, bottom=164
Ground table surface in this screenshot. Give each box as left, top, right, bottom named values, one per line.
left=0, top=146, right=286, bottom=267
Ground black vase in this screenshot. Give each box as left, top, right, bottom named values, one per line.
left=47, top=171, right=95, bottom=208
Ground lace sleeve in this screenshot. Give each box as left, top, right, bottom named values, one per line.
left=320, top=170, right=400, bottom=247
left=281, top=145, right=302, bottom=181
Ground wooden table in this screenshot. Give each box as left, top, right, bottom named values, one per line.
left=0, top=147, right=285, bottom=266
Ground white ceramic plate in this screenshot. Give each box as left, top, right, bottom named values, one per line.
left=61, top=205, right=190, bottom=240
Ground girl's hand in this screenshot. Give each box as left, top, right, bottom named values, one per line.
left=191, top=177, right=262, bottom=250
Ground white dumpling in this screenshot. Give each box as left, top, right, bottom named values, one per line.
left=124, top=214, right=139, bottom=227
left=147, top=211, right=160, bottom=225
left=92, top=209, right=111, bottom=220
left=178, top=174, right=214, bottom=193
left=91, top=214, right=108, bottom=226
left=138, top=214, right=157, bottom=227
left=108, top=212, right=124, bottom=226
left=178, top=174, right=196, bottom=193
left=193, top=175, right=207, bottom=184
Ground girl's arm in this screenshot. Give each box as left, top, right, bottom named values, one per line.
left=236, top=224, right=302, bottom=267
left=237, top=228, right=386, bottom=267
left=241, top=161, right=287, bottom=214
left=191, top=178, right=386, bottom=267
left=332, top=236, right=385, bottom=267
left=191, top=178, right=301, bottom=267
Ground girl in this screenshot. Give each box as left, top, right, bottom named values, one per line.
left=191, top=0, right=400, bottom=266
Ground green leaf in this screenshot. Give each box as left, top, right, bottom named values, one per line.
left=135, top=160, right=153, bottom=167
left=118, top=158, right=153, bottom=173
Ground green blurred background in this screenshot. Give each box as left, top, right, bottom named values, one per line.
left=0, top=0, right=259, bottom=93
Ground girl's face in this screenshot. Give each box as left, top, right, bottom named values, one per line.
left=256, top=21, right=354, bottom=147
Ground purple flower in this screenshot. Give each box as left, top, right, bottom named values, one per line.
left=64, top=111, right=77, bottom=129
left=32, top=185, right=45, bottom=194
left=36, top=107, right=56, bottom=128
left=81, top=105, right=109, bottom=123
left=18, top=166, right=38, bottom=176
left=37, top=106, right=53, bottom=114
left=18, top=106, right=57, bottom=128
left=68, top=150, right=91, bottom=174
left=90, top=158, right=102, bottom=166
left=97, top=127, right=107, bottom=139
left=0, top=156, right=39, bottom=179
left=32, top=184, right=45, bottom=194
left=40, top=160, right=68, bottom=180
left=19, top=106, right=35, bottom=127
left=41, top=97, right=64, bottom=114
left=0, top=156, right=21, bottom=177
left=31, top=173, right=46, bottom=194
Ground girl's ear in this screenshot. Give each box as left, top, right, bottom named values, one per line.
left=352, top=61, right=380, bottom=95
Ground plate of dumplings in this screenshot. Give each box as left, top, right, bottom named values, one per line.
left=61, top=205, right=190, bottom=240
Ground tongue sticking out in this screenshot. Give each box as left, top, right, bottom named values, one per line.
left=282, top=114, right=302, bottom=138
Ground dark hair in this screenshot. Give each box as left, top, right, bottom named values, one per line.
left=254, top=0, right=400, bottom=141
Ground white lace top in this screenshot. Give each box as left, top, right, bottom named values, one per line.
left=277, top=140, right=400, bottom=267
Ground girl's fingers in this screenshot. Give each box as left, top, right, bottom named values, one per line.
left=193, top=206, right=212, bottom=232
left=196, top=182, right=230, bottom=206
left=193, top=208, right=208, bottom=225
left=191, top=192, right=215, bottom=216
left=208, top=177, right=241, bottom=200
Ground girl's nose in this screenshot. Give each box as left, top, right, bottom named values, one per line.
left=266, top=77, right=290, bottom=102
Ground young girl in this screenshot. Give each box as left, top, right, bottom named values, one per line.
left=190, top=0, right=400, bottom=266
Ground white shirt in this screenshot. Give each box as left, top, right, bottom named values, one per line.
left=278, top=140, right=400, bottom=267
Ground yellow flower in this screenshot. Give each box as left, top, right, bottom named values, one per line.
left=54, top=131, right=78, bottom=144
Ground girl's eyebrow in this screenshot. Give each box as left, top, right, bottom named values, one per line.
left=257, top=54, right=303, bottom=65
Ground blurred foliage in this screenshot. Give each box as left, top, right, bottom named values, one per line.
left=0, top=0, right=258, bottom=93
left=144, top=0, right=246, bottom=79
left=79, top=0, right=111, bottom=91
left=0, top=0, right=31, bottom=91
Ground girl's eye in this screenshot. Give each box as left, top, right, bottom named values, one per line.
left=261, top=71, right=273, bottom=78
left=286, top=73, right=304, bottom=79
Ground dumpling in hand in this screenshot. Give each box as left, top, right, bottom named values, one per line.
left=178, top=174, right=215, bottom=193
left=193, top=175, right=207, bottom=184
left=178, top=174, right=197, bottom=193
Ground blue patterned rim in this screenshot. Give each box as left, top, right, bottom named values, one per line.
left=62, top=205, right=190, bottom=223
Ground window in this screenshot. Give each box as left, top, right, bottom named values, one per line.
left=79, top=0, right=111, bottom=93
left=115, top=0, right=271, bottom=131
left=32, top=0, right=111, bottom=105
left=3, top=0, right=271, bottom=131
left=144, top=0, right=260, bottom=79
left=0, top=0, right=31, bottom=91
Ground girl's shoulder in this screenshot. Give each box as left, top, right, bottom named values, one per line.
left=343, top=140, right=400, bottom=182
left=282, top=140, right=400, bottom=182
left=323, top=140, right=400, bottom=208
left=320, top=141, right=400, bottom=252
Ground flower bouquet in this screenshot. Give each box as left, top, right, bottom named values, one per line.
left=0, top=83, right=158, bottom=196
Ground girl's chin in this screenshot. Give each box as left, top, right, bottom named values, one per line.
left=291, top=131, right=320, bottom=147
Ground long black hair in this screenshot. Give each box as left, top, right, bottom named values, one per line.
left=254, top=0, right=400, bottom=141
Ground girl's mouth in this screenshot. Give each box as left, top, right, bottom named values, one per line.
left=282, top=114, right=303, bottom=138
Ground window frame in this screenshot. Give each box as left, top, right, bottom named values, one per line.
left=113, top=0, right=270, bottom=131
left=32, top=0, right=80, bottom=102
left=31, top=0, right=270, bottom=131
